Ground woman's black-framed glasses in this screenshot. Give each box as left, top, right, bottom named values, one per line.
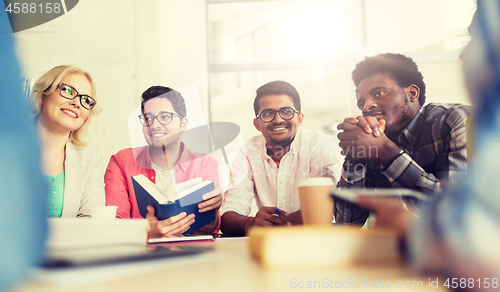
left=256, top=107, right=299, bottom=123
left=138, top=112, right=183, bottom=126
left=59, top=83, right=96, bottom=110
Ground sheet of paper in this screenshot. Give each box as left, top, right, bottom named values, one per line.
left=175, top=177, right=203, bottom=193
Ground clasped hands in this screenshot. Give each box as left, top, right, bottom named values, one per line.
left=146, top=184, right=223, bottom=236
left=338, top=115, right=413, bottom=234
left=337, top=115, right=399, bottom=166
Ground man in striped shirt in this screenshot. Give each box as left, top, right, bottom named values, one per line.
left=335, top=53, right=472, bottom=225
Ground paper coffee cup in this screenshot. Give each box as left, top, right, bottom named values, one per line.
left=91, top=206, right=118, bottom=219
left=297, top=177, right=335, bottom=225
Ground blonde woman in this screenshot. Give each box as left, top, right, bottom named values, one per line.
left=31, top=65, right=105, bottom=217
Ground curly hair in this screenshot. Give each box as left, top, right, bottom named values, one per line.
left=352, top=53, right=426, bottom=105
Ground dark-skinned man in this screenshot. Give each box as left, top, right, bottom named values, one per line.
left=336, top=53, right=472, bottom=225
left=221, top=80, right=342, bottom=235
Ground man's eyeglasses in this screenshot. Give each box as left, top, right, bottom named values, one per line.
left=256, top=107, right=300, bottom=123
left=58, top=83, right=96, bottom=110
left=138, top=112, right=183, bottom=126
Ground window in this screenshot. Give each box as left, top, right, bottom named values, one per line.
left=207, top=0, right=476, bottom=140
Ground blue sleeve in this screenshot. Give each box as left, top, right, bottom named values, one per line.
left=0, top=10, right=48, bottom=291
left=409, top=138, right=500, bottom=279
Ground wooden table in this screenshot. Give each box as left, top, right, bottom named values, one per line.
left=15, top=238, right=447, bottom=292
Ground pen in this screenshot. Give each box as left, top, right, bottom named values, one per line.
left=274, top=208, right=282, bottom=219
left=274, top=208, right=292, bottom=226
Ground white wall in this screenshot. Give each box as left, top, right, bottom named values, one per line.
left=15, top=0, right=208, bottom=166
left=14, top=0, right=473, bottom=166
left=158, top=0, right=209, bottom=118
left=208, top=0, right=475, bottom=143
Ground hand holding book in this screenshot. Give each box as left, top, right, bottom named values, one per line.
left=198, top=185, right=222, bottom=213
left=195, top=185, right=222, bottom=234
left=146, top=207, right=196, bottom=236
left=132, top=175, right=219, bottom=235
left=355, top=197, right=413, bottom=235
left=331, top=188, right=424, bottom=231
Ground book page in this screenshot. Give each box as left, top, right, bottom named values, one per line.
left=132, top=174, right=168, bottom=203
left=175, top=177, right=203, bottom=193
left=177, top=181, right=212, bottom=200
left=154, top=169, right=178, bottom=204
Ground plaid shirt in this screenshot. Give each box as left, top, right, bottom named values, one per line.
left=336, top=103, right=472, bottom=224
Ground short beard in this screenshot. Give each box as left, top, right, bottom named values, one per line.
left=148, top=132, right=182, bottom=153
left=269, top=134, right=293, bottom=146
left=386, top=93, right=412, bottom=135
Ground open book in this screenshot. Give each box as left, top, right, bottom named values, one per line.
left=132, top=175, right=216, bottom=234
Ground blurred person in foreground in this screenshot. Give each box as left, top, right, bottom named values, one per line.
left=0, top=10, right=47, bottom=291
left=357, top=0, right=500, bottom=284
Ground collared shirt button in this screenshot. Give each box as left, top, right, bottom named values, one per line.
left=53, top=191, right=56, bottom=194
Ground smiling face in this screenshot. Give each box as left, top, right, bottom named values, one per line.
left=253, top=94, right=303, bottom=148
left=142, top=97, right=187, bottom=150
left=38, top=73, right=92, bottom=134
left=356, top=72, right=421, bottom=136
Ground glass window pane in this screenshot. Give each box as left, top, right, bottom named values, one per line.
left=208, top=0, right=476, bottom=139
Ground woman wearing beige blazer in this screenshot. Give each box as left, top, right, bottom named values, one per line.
left=30, top=65, right=104, bottom=217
